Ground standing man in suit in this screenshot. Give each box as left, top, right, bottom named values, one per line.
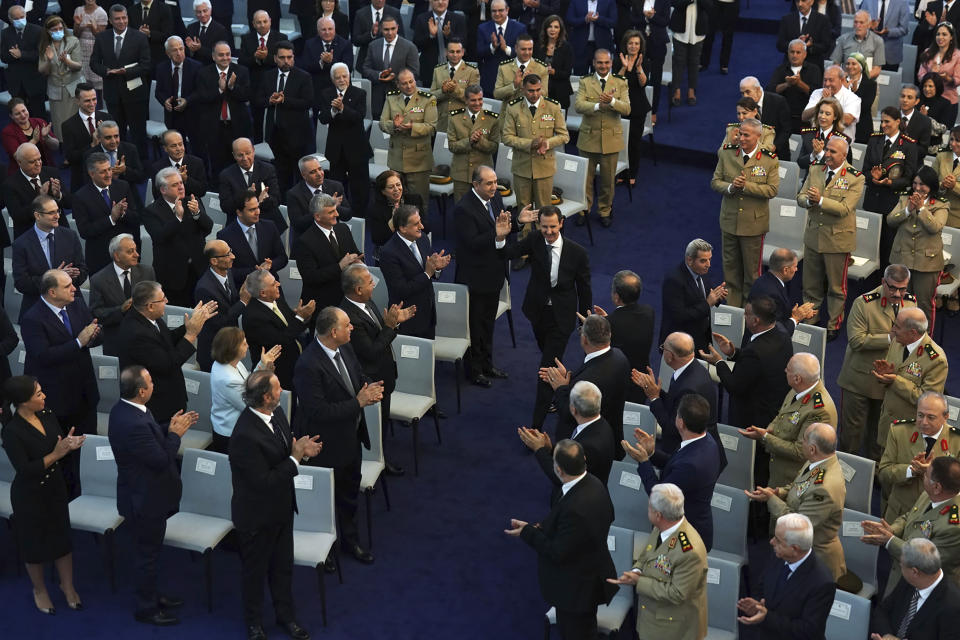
left=62, top=83, right=113, bottom=193
left=117, top=281, right=217, bottom=422
left=184, top=0, right=229, bottom=63
left=12, top=195, right=87, bottom=323
left=241, top=270, right=315, bottom=390
left=776, top=0, right=835, bottom=70
left=361, top=15, right=420, bottom=118
left=379, top=69, right=438, bottom=206
left=293, top=306, right=384, bottom=565
left=740, top=76, right=793, bottom=161
left=498, top=206, right=591, bottom=430
left=710, top=118, right=780, bottom=308
left=565, top=0, right=617, bottom=75
left=256, top=41, right=313, bottom=193
left=414, top=0, right=468, bottom=86
left=446, top=84, right=498, bottom=202
left=870, top=538, right=960, bottom=640
left=301, top=17, right=354, bottom=108
left=149, top=130, right=208, bottom=202
left=154, top=36, right=202, bottom=143
left=608, top=483, right=709, bottom=640
left=901, top=84, right=934, bottom=153
left=317, top=64, right=369, bottom=217
left=506, top=438, right=617, bottom=639
left=659, top=239, right=727, bottom=354
left=769, top=39, right=822, bottom=134
left=476, top=0, right=526, bottom=95
left=379, top=204, right=450, bottom=340
left=748, top=248, right=817, bottom=334
left=352, top=0, right=405, bottom=71
left=82, top=120, right=148, bottom=187
left=128, top=0, right=174, bottom=65
left=72, top=152, right=141, bottom=274
left=593, top=270, right=655, bottom=404
left=431, top=39, right=481, bottom=136
left=89, top=4, right=151, bottom=158
left=193, top=239, right=250, bottom=372
left=286, top=153, right=352, bottom=247
left=736, top=514, right=837, bottom=636
left=142, top=167, right=212, bottom=306
left=195, top=42, right=253, bottom=176
left=89, top=234, right=155, bottom=356
left=861, top=0, right=912, bottom=72
left=229, top=371, right=319, bottom=640
left=218, top=138, right=286, bottom=232
left=217, top=191, right=288, bottom=289
left=3, top=143, right=70, bottom=239
left=109, top=365, right=199, bottom=626
left=238, top=10, right=284, bottom=144
left=0, top=5, right=46, bottom=118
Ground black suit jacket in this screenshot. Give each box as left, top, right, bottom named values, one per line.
left=149, top=154, right=208, bottom=202
left=317, top=85, right=370, bottom=168
left=758, top=551, right=837, bottom=640
left=379, top=232, right=437, bottom=339
left=351, top=5, right=404, bottom=69
left=519, top=472, right=618, bottom=612
left=715, top=327, right=793, bottom=429
left=88, top=262, right=156, bottom=356
left=761, top=90, right=793, bottom=160
left=748, top=270, right=798, bottom=336
left=184, top=19, right=230, bottom=63
left=300, top=35, right=355, bottom=98
left=0, top=307, right=18, bottom=383
left=872, top=575, right=960, bottom=640
left=81, top=142, right=148, bottom=186
left=608, top=302, right=655, bottom=400
left=128, top=1, right=174, bottom=63
left=767, top=61, right=823, bottom=129
left=241, top=297, right=308, bottom=390
left=12, top=226, right=87, bottom=322
left=903, top=110, right=933, bottom=153
left=285, top=177, right=352, bottom=247
left=218, top=161, right=286, bottom=231
left=238, top=29, right=285, bottom=91
left=117, top=311, right=196, bottom=423
left=193, top=268, right=246, bottom=372
left=255, top=66, right=314, bottom=148
left=862, top=132, right=919, bottom=212
left=293, top=222, right=360, bottom=310
left=90, top=28, right=152, bottom=105
left=72, top=179, right=142, bottom=274
left=195, top=62, right=253, bottom=137
left=412, top=11, right=468, bottom=85
left=62, top=110, right=114, bottom=192
left=776, top=9, right=835, bottom=69
left=852, top=79, right=877, bottom=144
left=659, top=262, right=714, bottom=353
left=453, top=191, right=508, bottom=294
left=216, top=219, right=288, bottom=289
left=554, top=348, right=630, bottom=459
left=153, top=57, right=202, bottom=131
left=914, top=1, right=960, bottom=53
left=292, top=340, right=371, bottom=467
left=2, top=167, right=72, bottom=239
left=141, top=198, right=212, bottom=291
left=0, top=24, right=45, bottom=98
left=339, top=296, right=398, bottom=394
left=534, top=416, right=615, bottom=502
left=229, top=406, right=298, bottom=531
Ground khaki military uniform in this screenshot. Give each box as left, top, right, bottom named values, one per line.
left=798, top=161, right=865, bottom=330
left=492, top=56, right=549, bottom=102
left=886, top=492, right=960, bottom=595
left=447, top=107, right=500, bottom=201
left=575, top=73, right=630, bottom=222
left=887, top=195, right=949, bottom=325
left=430, top=60, right=480, bottom=134
left=763, top=381, right=839, bottom=488
left=768, top=455, right=847, bottom=580
left=720, top=122, right=776, bottom=153
left=710, top=145, right=780, bottom=307
left=501, top=96, right=569, bottom=238
left=933, top=149, right=960, bottom=228
left=632, top=519, right=708, bottom=640
left=836, top=286, right=917, bottom=457
left=876, top=333, right=949, bottom=448
left=878, top=420, right=960, bottom=522
left=380, top=89, right=438, bottom=207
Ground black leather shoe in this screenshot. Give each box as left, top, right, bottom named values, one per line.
left=826, top=329, right=840, bottom=342
left=247, top=625, right=268, bottom=640
left=470, top=374, right=492, bottom=388
left=323, top=557, right=337, bottom=574
left=599, top=217, right=612, bottom=228
left=435, top=407, right=448, bottom=419
left=574, top=214, right=586, bottom=226
left=346, top=542, right=375, bottom=564
left=385, top=461, right=405, bottom=476
left=158, top=595, right=184, bottom=609
left=484, top=367, right=509, bottom=379
left=278, top=620, right=310, bottom=640
left=134, top=610, right=179, bottom=626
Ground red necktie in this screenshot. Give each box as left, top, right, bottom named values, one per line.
left=220, top=72, right=228, bottom=119
left=259, top=36, right=265, bottom=48
left=87, top=116, right=95, bottom=135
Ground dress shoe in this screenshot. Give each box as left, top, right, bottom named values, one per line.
left=599, top=217, right=612, bottom=228
left=323, top=557, right=337, bottom=574
left=134, top=610, right=179, bottom=626
left=511, top=256, right=529, bottom=271
left=671, top=95, right=681, bottom=107
left=547, top=403, right=557, bottom=413
left=687, top=95, right=697, bottom=106
left=345, top=542, right=375, bottom=564
left=33, top=591, right=55, bottom=616
left=385, top=461, right=405, bottom=476
left=158, top=595, right=184, bottom=609
left=247, top=625, right=268, bottom=640
left=826, top=329, right=840, bottom=342
left=435, top=407, right=448, bottom=419
left=720, top=67, right=729, bottom=75
left=66, top=600, right=84, bottom=611
left=278, top=620, right=310, bottom=640
left=574, top=214, right=586, bottom=226
left=470, top=374, right=492, bottom=388
left=484, top=367, right=509, bottom=379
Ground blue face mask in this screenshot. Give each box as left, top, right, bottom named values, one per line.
left=12, top=18, right=26, bottom=29
left=50, top=29, right=64, bottom=41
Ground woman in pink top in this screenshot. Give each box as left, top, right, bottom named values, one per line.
left=918, top=21, right=960, bottom=128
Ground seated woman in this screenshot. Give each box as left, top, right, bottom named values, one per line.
left=0, top=98, right=59, bottom=174
left=798, top=96, right=850, bottom=173
left=719, top=96, right=775, bottom=152
left=367, top=169, right=425, bottom=250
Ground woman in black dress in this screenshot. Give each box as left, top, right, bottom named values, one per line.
left=920, top=74, right=953, bottom=153
left=534, top=15, right=574, bottom=111
left=613, top=29, right=651, bottom=187
left=368, top=170, right=425, bottom=249
left=844, top=53, right=877, bottom=144
left=1, top=376, right=85, bottom=614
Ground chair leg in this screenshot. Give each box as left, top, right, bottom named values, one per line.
left=431, top=406, right=442, bottom=445
left=204, top=549, right=213, bottom=612
left=365, top=489, right=374, bottom=549
left=381, top=475, right=391, bottom=511
left=441, top=196, right=448, bottom=238
left=334, top=542, right=343, bottom=585
left=454, top=359, right=462, bottom=413
left=316, top=564, right=328, bottom=627
left=506, top=309, right=517, bottom=348
left=584, top=211, right=594, bottom=245
left=647, top=133, right=658, bottom=166
left=412, top=417, right=420, bottom=476
left=105, top=529, right=117, bottom=593
left=543, top=615, right=551, bottom=640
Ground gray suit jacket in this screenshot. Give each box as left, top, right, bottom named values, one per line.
left=88, top=262, right=156, bottom=356
left=360, top=36, right=420, bottom=117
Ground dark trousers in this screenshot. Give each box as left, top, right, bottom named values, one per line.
left=532, top=309, right=571, bottom=428
left=328, top=154, right=371, bottom=215
left=647, top=61, right=664, bottom=115
left=671, top=38, right=703, bottom=92
left=466, top=289, right=500, bottom=377
left=129, top=514, right=167, bottom=615
left=267, top=135, right=307, bottom=197
left=207, top=121, right=240, bottom=177
left=163, top=272, right=198, bottom=307
left=56, top=406, right=96, bottom=498
left=109, top=97, right=148, bottom=160
left=556, top=608, right=599, bottom=640
left=236, top=516, right=296, bottom=627
left=574, top=42, right=599, bottom=75
left=210, top=431, right=231, bottom=454
left=700, top=1, right=738, bottom=68
left=332, top=452, right=363, bottom=544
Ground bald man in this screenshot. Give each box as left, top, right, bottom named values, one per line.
left=193, top=239, right=251, bottom=371
left=217, top=137, right=286, bottom=233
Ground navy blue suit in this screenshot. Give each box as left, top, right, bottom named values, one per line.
left=748, top=270, right=797, bottom=335
left=565, top=0, right=617, bottom=73
left=659, top=262, right=715, bottom=354
left=638, top=433, right=720, bottom=550
left=71, top=179, right=142, bottom=274
left=12, top=226, right=88, bottom=323
left=475, top=19, right=526, bottom=95
left=756, top=551, right=836, bottom=640
left=299, top=35, right=354, bottom=101
left=715, top=327, right=793, bottom=430
left=153, top=57, right=202, bottom=137
left=216, top=219, right=288, bottom=289
left=193, top=268, right=247, bottom=372
left=379, top=232, right=438, bottom=339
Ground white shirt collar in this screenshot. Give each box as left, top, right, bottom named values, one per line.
left=658, top=519, right=684, bottom=542
left=472, top=188, right=490, bottom=209
left=546, top=235, right=563, bottom=252
left=113, top=29, right=127, bottom=38
left=584, top=345, right=611, bottom=363
left=918, top=572, right=945, bottom=609
left=209, top=268, right=228, bottom=287
left=750, top=326, right=774, bottom=341
left=679, top=432, right=707, bottom=449
left=121, top=398, right=147, bottom=412
left=560, top=471, right=587, bottom=496
left=346, top=297, right=369, bottom=313
left=33, top=224, right=53, bottom=244
left=250, top=407, right=274, bottom=431
left=314, top=221, right=335, bottom=239
left=795, top=381, right=819, bottom=401
left=786, top=548, right=813, bottom=573
left=672, top=358, right=694, bottom=380
left=572, top=415, right=601, bottom=439
left=113, top=262, right=131, bottom=279
left=21, top=169, right=39, bottom=184
left=525, top=98, right=542, bottom=109
left=808, top=456, right=830, bottom=471
left=317, top=339, right=341, bottom=363
left=41, top=296, right=67, bottom=318
left=400, top=234, right=419, bottom=250
left=886, top=131, right=900, bottom=145
left=906, top=335, right=925, bottom=356
left=78, top=109, right=95, bottom=121
left=449, top=59, right=461, bottom=71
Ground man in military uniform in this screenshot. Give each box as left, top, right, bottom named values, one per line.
left=746, top=423, right=847, bottom=580
left=935, top=126, right=960, bottom=228
left=863, top=455, right=960, bottom=594
left=573, top=49, right=630, bottom=229
left=739, top=353, right=838, bottom=489
left=874, top=307, right=949, bottom=451
left=878, top=391, right=960, bottom=522
left=447, top=85, right=500, bottom=203
left=608, top=483, right=708, bottom=640
left=379, top=68, right=438, bottom=207
left=710, top=118, right=780, bottom=307
left=492, top=33, right=548, bottom=102
left=837, top=264, right=916, bottom=458
left=797, top=135, right=865, bottom=339
left=430, top=38, right=480, bottom=135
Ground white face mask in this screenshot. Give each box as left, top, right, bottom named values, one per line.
left=12, top=18, right=26, bottom=29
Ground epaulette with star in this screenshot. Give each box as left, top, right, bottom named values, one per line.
left=940, top=146, right=951, bottom=154
left=544, top=97, right=561, bottom=105
left=924, top=343, right=940, bottom=359
left=509, top=97, right=523, bottom=105
left=871, top=132, right=886, bottom=137
left=612, top=73, right=627, bottom=80
left=902, top=134, right=917, bottom=144
left=762, top=123, right=775, bottom=130
left=435, top=62, right=448, bottom=68
left=483, top=109, right=498, bottom=118
left=801, top=126, right=817, bottom=133
left=533, top=58, right=547, bottom=66
left=387, top=90, right=401, bottom=96
left=811, top=159, right=826, bottom=165
left=834, top=131, right=851, bottom=141
left=946, top=504, right=960, bottom=525
left=500, top=57, right=516, bottom=66
left=813, top=468, right=826, bottom=484
left=761, top=148, right=777, bottom=159
left=449, top=108, right=465, bottom=115
left=903, top=292, right=917, bottom=301
left=417, top=90, right=434, bottom=98
left=862, top=291, right=881, bottom=302
left=465, top=61, right=478, bottom=68
left=727, top=122, right=741, bottom=128
left=723, top=143, right=740, bottom=150
left=952, top=426, right=960, bottom=436
left=678, top=531, right=693, bottom=552
left=813, top=392, right=825, bottom=409
left=848, top=166, right=863, bottom=176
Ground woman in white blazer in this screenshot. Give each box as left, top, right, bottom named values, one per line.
left=209, top=327, right=281, bottom=453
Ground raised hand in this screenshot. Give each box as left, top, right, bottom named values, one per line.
left=168, top=410, right=199, bottom=436
left=260, top=344, right=282, bottom=368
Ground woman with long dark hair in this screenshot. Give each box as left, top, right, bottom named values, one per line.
left=534, top=15, right=573, bottom=110
left=614, top=29, right=651, bottom=186
left=918, top=22, right=960, bottom=128
left=368, top=170, right=425, bottom=249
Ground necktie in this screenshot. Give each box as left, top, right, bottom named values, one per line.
left=529, top=105, right=536, bottom=118
left=271, top=303, right=288, bottom=326
left=46, top=233, right=55, bottom=267
left=410, top=241, right=423, bottom=266
left=278, top=71, right=286, bottom=94
left=548, top=244, right=557, bottom=287
left=471, top=112, right=476, bottom=124
left=259, top=36, right=265, bottom=48
left=825, top=170, right=835, bottom=186
left=174, top=162, right=181, bottom=170
left=200, top=24, right=206, bottom=38
left=247, top=225, right=259, bottom=260
left=270, top=415, right=287, bottom=450
left=365, top=302, right=382, bottom=328
left=220, top=72, right=229, bottom=119
left=245, top=170, right=253, bottom=186
left=109, top=150, right=117, bottom=167
left=450, top=66, right=456, bottom=79
left=172, top=65, right=179, bottom=98
left=115, top=35, right=122, bottom=57
left=892, top=303, right=900, bottom=318
left=800, top=15, right=807, bottom=31
left=903, top=346, right=911, bottom=361
left=954, top=158, right=959, bottom=171
left=772, top=562, right=792, bottom=601
left=375, top=10, right=381, bottom=24
left=333, top=351, right=354, bottom=393
left=142, top=5, right=149, bottom=22
left=404, top=95, right=410, bottom=106
left=497, top=26, right=503, bottom=40
left=878, top=0, right=886, bottom=30
left=883, top=139, right=892, bottom=156
left=337, top=90, right=343, bottom=100
left=897, top=589, right=920, bottom=638
left=122, top=270, right=131, bottom=297
left=102, top=188, right=111, bottom=208
left=87, top=116, right=95, bottom=135
left=600, top=77, right=606, bottom=91
left=519, top=63, right=525, bottom=74
left=743, top=153, right=749, bottom=165
left=383, top=42, right=392, bottom=67
left=487, top=200, right=496, bottom=223
left=696, top=275, right=706, bottom=298
left=31, top=178, right=40, bottom=193
left=436, top=15, right=445, bottom=49
left=925, top=436, right=937, bottom=456
left=59, top=308, right=73, bottom=335
left=328, top=229, right=340, bottom=257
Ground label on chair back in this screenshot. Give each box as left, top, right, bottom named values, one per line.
left=607, top=535, right=615, bottom=551
left=96, top=446, right=114, bottom=461
left=437, top=291, right=456, bottom=304
left=99, top=366, right=117, bottom=379
left=779, top=205, right=796, bottom=218
left=714, top=313, right=732, bottom=326
left=400, top=345, right=420, bottom=359
left=623, top=411, right=642, bottom=426
left=619, top=470, right=641, bottom=491
left=719, top=433, right=739, bottom=451
left=195, top=457, right=216, bottom=475
left=711, top=493, right=732, bottom=512
left=856, top=216, right=869, bottom=229
left=792, top=331, right=811, bottom=346
left=842, top=521, right=864, bottom=537
left=294, top=475, right=314, bottom=491
left=829, top=600, right=851, bottom=620
left=706, top=568, right=720, bottom=585
left=185, top=379, right=200, bottom=395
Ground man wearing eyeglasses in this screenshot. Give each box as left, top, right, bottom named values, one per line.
left=193, top=239, right=251, bottom=372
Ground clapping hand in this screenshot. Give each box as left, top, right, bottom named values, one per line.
left=55, top=427, right=86, bottom=457
left=56, top=261, right=81, bottom=279
left=738, top=425, right=767, bottom=441
left=538, top=358, right=570, bottom=390
left=736, top=597, right=768, bottom=625
left=744, top=486, right=777, bottom=502
left=871, top=359, right=897, bottom=384
left=356, top=381, right=385, bottom=407
left=293, top=298, right=317, bottom=320
left=516, top=204, right=538, bottom=224
left=77, top=319, right=101, bottom=346
left=707, top=282, right=728, bottom=306
left=943, top=173, right=957, bottom=190
left=517, top=426, right=551, bottom=452
left=606, top=571, right=640, bottom=585
left=383, top=302, right=416, bottom=328
left=183, top=300, right=219, bottom=339
left=732, top=172, right=747, bottom=190
left=910, top=451, right=933, bottom=477
left=631, top=366, right=661, bottom=399
left=110, top=197, right=128, bottom=222
left=291, top=435, right=322, bottom=461
left=495, top=211, right=513, bottom=240
left=426, top=250, right=451, bottom=275
left=168, top=410, right=199, bottom=437
left=259, top=344, right=282, bottom=369
left=791, top=302, right=816, bottom=323
left=504, top=518, right=528, bottom=536
left=860, top=518, right=894, bottom=546
left=338, top=252, right=363, bottom=270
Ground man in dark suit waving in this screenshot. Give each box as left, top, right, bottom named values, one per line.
left=659, top=238, right=728, bottom=354
left=193, top=240, right=250, bottom=372
left=293, top=306, right=384, bottom=565
left=0, top=5, right=46, bottom=118
left=218, top=138, right=286, bottom=233
left=597, top=270, right=655, bottom=403
left=195, top=42, right=253, bottom=175
left=286, top=154, right=353, bottom=247
left=317, top=64, right=369, bottom=216
left=505, top=438, right=617, bottom=639
left=109, top=365, right=199, bottom=626
left=229, top=371, right=320, bottom=640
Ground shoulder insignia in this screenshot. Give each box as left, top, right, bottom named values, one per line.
left=848, top=167, right=863, bottom=177
left=801, top=127, right=817, bottom=133
left=483, top=109, right=499, bottom=117
left=811, top=159, right=826, bottom=166
left=465, top=60, right=478, bottom=68
left=762, top=124, right=775, bottom=130
left=910, top=430, right=920, bottom=443
left=862, top=292, right=881, bottom=302
left=762, top=148, right=777, bottom=159
left=668, top=536, right=676, bottom=549
left=871, top=131, right=886, bottom=137
left=925, top=343, right=939, bottom=360
left=678, top=531, right=693, bottom=552
left=902, top=134, right=917, bottom=144
left=950, top=505, right=959, bottom=525
left=939, top=194, right=950, bottom=203
left=449, top=108, right=465, bottom=115
left=612, top=73, right=627, bottom=80
left=509, top=97, right=523, bottom=105
left=903, top=292, right=917, bottom=302
left=813, top=392, right=824, bottom=409
left=727, top=122, right=741, bottom=128
left=387, top=90, right=400, bottom=96
left=544, top=97, right=561, bottom=105
left=533, top=58, right=547, bottom=66
left=813, top=468, right=826, bottom=485
left=435, top=62, right=447, bottom=68
left=802, top=394, right=811, bottom=405
left=722, top=143, right=740, bottom=150
left=500, top=57, right=516, bottom=66
left=417, top=89, right=433, bottom=98
left=941, top=504, right=952, bottom=515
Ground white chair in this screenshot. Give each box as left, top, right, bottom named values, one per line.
left=366, top=265, right=389, bottom=312
left=711, top=304, right=745, bottom=349
left=841, top=507, right=882, bottom=599
left=433, top=282, right=470, bottom=413
left=494, top=143, right=518, bottom=208
left=482, top=97, right=502, bottom=114
left=623, top=401, right=658, bottom=438
left=789, top=133, right=802, bottom=161
left=777, top=161, right=800, bottom=200
left=876, top=71, right=903, bottom=117
left=360, top=402, right=391, bottom=548
left=389, top=336, right=439, bottom=476
left=836, top=451, right=876, bottom=514
left=847, top=211, right=883, bottom=281
left=607, top=460, right=652, bottom=535
left=825, top=591, right=870, bottom=640
left=163, top=449, right=235, bottom=611
left=902, top=48, right=918, bottom=86
left=705, top=555, right=740, bottom=640
left=764, top=197, right=808, bottom=263
left=343, top=216, right=366, bottom=257
left=277, top=260, right=304, bottom=308
left=717, top=424, right=755, bottom=491
left=850, top=142, right=867, bottom=168
left=792, top=323, right=826, bottom=368
left=292, top=464, right=340, bottom=627
left=946, top=394, right=960, bottom=429
left=68, top=435, right=124, bottom=591
left=709, top=483, right=750, bottom=571
left=92, top=354, right=120, bottom=435
left=937, top=226, right=960, bottom=303
left=180, top=369, right=214, bottom=453
left=146, top=81, right=166, bottom=150
left=163, top=305, right=198, bottom=366
left=553, top=152, right=593, bottom=243
left=641, top=84, right=658, bottom=166
left=495, top=278, right=516, bottom=348
left=0, top=445, right=12, bottom=522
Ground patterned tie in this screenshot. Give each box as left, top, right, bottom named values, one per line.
left=87, top=116, right=95, bottom=135
left=897, top=589, right=920, bottom=638
left=245, top=170, right=253, bottom=187
left=471, top=112, right=476, bottom=124
left=109, top=151, right=116, bottom=167
left=519, top=63, right=525, bottom=74
left=259, top=36, right=265, bottom=49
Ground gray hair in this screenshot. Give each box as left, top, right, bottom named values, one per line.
left=317, top=16, right=335, bottom=30
left=314, top=306, right=343, bottom=337
left=164, top=35, right=184, bottom=50
left=740, top=117, right=762, bottom=134
left=769, top=248, right=798, bottom=273
left=86, top=151, right=110, bottom=173
left=826, top=135, right=849, bottom=155
left=341, top=263, right=369, bottom=294
left=193, top=0, right=211, bottom=9
left=109, top=233, right=135, bottom=257
left=853, top=9, right=871, bottom=21
left=155, top=166, right=180, bottom=190
left=244, top=269, right=273, bottom=298
left=330, top=61, right=349, bottom=79
left=96, top=119, right=119, bottom=137
left=884, top=263, right=911, bottom=282
left=685, top=238, right=712, bottom=260
left=824, top=64, right=844, bottom=80
left=298, top=154, right=322, bottom=173
left=787, top=38, right=806, bottom=51
left=40, top=269, right=67, bottom=296
left=804, top=422, right=837, bottom=455
left=569, top=381, right=602, bottom=418
left=739, top=75, right=761, bottom=90
left=901, top=538, right=941, bottom=575
left=611, top=270, right=642, bottom=304
left=310, top=192, right=338, bottom=215
left=787, top=352, right=821, bottom=384
left=14, top=142, right=39, bottom=163
left=918, top=390, right=950, bottom=417
left=777, top=513, right=814, bottom=551
left=649, top=483, right=685, bottom=521
left=899, top=307, right=929, bottom=333
left=581, top=314, right=611, bottom=347
left=131, top=280, right=162, bottom=310
left=6, top=4, right=23, bottom=19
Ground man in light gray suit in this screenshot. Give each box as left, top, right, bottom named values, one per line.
left=360, top=14, right=420, bottom=117
left=88, top=233, right=155, bottom=356
left=858, top=0, right=911, bottom=70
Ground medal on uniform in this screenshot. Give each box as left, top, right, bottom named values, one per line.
left=789, top=411, right=801, bottom=425
left=751, top=166, right=767, bottom=177
left=541, top=114, right=554, bottom=121
left=834, top=177, right=849, bottom=189
left=653, top=554, right=672, bottom=575
left=906, top=362, right=923, bottom=378
left=920, top=520, right=933, bottom=538
left=796, top=479, right=811, bottom=496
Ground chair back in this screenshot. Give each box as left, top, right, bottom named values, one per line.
left=711, top=483, right=749, bottom=561
left=792, top=323, right=826, bottom=366
left=277, top=260, right=304, bottom=307
left=825, top=591, right=870, bottom=640
left=179, top=449, right=232, bottom=519
left=496, top=277, right=511, bottom=316
left=764, top=196, right=808, bottom=262
left=902, top=45, right=917, bottom=84
left=351, top=77, right=373, bottom=119
left=482, top=97, right=502, bottom=113
left=0, top=445, right=14, bottom=483
left=366, top=265, right=389, bottom=313
left=946, top=394, right=960, bottom=429
left=433, top=283, right=470, bottom=341
left=553, top=153, right=589, bottom=207
left=607, top=460, right=652, bottom=534
left=623, top=402, right=657, bottom=438
left=8, top=341, right=24, bottom=377
left=344, top=217, right=366, bottom=256
left=658, top=354, right=675, bottom=392
left=140, top=230, right=154, bottom=266
left=711, top=304, right=745, bottom=349
left=942, top=225, right=960, bottom=268
left=145, top=179, right=154, bottom=206
left=841, top=507, right=881, bottom=597
left=836, top=451, right=875, bottom=513
left=850, top=142, right=867, bottom=166
left=789, top=133, right=801, bottom=161
left=606, top=525, right=635, bottom=599
left=391, top=335, right=436, bottom=400
left=706, top=556, right=740, bottom=635
left=183, top=368, right=213, bottom=433
left=717, top=424, right=755, bottom=490
left=362, top=402, right=385, bottom=464
left=164, top=305, right=192, bottom=331
left=4, top=282, right=22, bottom=327
left=495, top=142, right=513, bottom=180
left=293, top=465, right=337, bottom=535
left=279, top=389, right=293, bottom=417
left=92, top=354, right=120, bottom=413
left=434, top=132, right=454, bottom=166
left=776, top=162, right=800, bottom=199
left=370, top=125, right=390, bottom=151
left=876, top=71, right=902, bottom=117
left=77, top=434, right=119, bottom=499
left=849, top=210, right=882, bottom=280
